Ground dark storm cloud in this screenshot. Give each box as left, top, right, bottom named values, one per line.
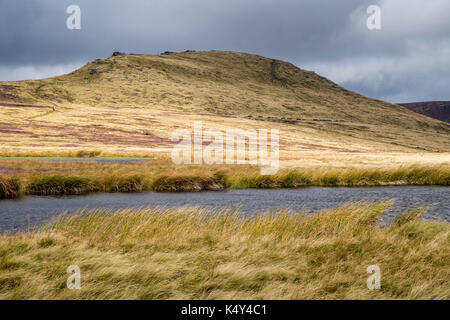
left=1, top=0, right=449, bottom=102
left=0, top=0, right=363, bottom=64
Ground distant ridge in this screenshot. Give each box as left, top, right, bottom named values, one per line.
left=399, top=101, right=450, bottom=123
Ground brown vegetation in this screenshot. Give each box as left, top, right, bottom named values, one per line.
left=0, top=160, right=448, bottom=198
left=0, top=202, right=448, bottom=299
left=0, top=51, right=448, bottom=158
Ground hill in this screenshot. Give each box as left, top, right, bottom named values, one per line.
left=399, top=101, right=450, bottom=123
left=0, top=50, right=449, bottom=166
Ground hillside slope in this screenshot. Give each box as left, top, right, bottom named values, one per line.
left=399, top=101, right=450, bottom=123
left=0, top=50, right=449, bottom=159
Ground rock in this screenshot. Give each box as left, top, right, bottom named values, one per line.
left=93, top=59, right=109, bottom=65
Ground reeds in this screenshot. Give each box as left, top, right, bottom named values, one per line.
left=0, top=201, right=448, bottom=299
left=0, top=164, right=448, bottom=199
left=226, top=165, right=450, bottom=188
left=151, top=175, right=225, bottom=192
left=26, top=175, right=97, bottom=196
left=0, top=176, right=21, bottom=199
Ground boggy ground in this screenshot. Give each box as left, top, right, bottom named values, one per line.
left=0, top=201, right=448, bottom=299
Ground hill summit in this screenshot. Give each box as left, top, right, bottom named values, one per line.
left=0, top=50, right=449, bottom=155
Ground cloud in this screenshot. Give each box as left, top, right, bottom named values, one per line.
left=302, top=0, right=450, bottom=102
left=0, top=63, right=84, bottom=81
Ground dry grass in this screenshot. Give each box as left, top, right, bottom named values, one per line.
left=0, top=201, right=448, bottom=299
left=0, top=160, right=448, bottom=197
left=0, top=176, right=20, bottom=199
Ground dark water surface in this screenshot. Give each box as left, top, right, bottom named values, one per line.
left=0, top=186, right=448, bottom=233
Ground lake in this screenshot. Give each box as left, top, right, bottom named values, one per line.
left=0, top=186, right=448, bottom=233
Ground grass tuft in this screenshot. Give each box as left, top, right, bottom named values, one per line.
left=26, top=175, right=97, bottom=196
left=0, top=176, right=21, bottom=199
left=151, top=175, right=225, bottom=192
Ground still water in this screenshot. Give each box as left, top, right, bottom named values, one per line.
left=0, top=186, right=448, bottom=233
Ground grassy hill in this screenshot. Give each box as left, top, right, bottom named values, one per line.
left=0, top=50, right=449, bottom=161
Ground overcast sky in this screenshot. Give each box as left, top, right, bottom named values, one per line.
left=1, top=0, right=449, bottom=103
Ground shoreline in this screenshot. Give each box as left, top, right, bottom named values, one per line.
left=1, top=164, right=449, bottom=199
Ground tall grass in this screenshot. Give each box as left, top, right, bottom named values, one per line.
left=226, top=166, right=450, bottom=188
left=0, top=164, right=448, bottom=198
left=0, top=176, right=21, bottom=199
left=26, top=175, right=97, bottom=196
left=95, top=175, right=150, bottom=193
left=25, top=175, right=151, bottom=196
left=152, top=175, right=225, bottom=192
left=0, top=201, right=448, bottom=299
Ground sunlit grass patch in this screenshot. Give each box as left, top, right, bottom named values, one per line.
left=26, top=175, right=97, bottom=196
left=0, top=201, right=448, bottom=299
left=225, top=165, right=450, bottom=188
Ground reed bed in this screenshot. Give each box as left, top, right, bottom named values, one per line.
left=0, top=163, right=448, bottom=198
left=0, top=201, right=448, bottom=299
left=226, top=165, right=450, bottom=188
